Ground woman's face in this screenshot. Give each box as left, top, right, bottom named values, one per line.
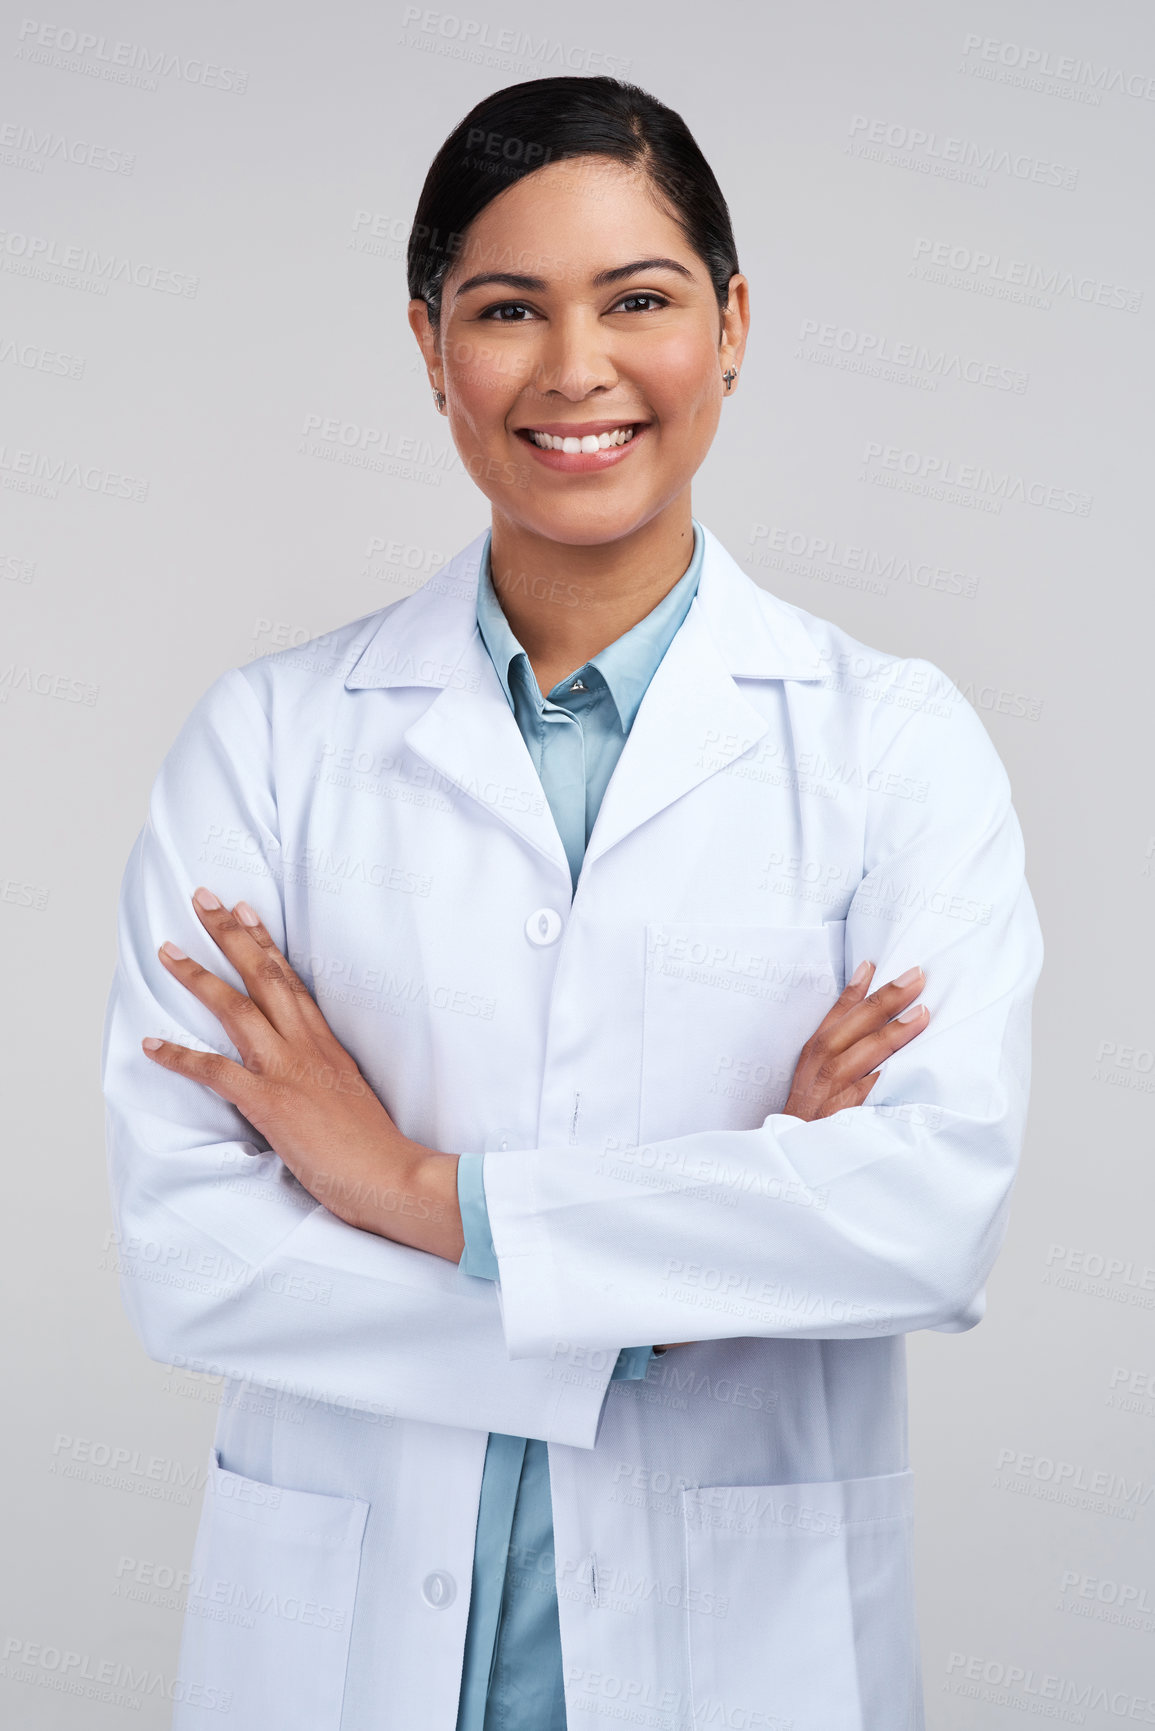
left=409, top=156, right=748, bottom=548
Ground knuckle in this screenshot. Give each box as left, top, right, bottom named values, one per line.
left=259, top=1078, right=293, bottom=1113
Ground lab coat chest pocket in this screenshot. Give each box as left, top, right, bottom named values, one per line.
left=640, top=921, right=846, bottom=1140
left=681, top=1469, right=921, bottom=1731
left=173, top=1450, right=368, bottom=1729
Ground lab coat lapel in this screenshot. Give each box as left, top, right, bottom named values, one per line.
left=344, top=531, right=570, bottom=877
left=581, top=599, right=769, bottom=871
left=404, top=629, right=571, bottom=876
left=583, top=524, right=826, bottom=871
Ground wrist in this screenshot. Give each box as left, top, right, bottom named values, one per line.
left=411, top=1146, right=465, bottom=1260
left=364, top=1139, right=463, bottom=1260
left=320, top=1132, right=435, bottom=1237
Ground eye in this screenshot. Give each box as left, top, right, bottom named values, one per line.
left=477, top=301, right=536, bottom=322
left=612, top=292, right=670, bottom=314
left=475, top=292, right=671, bottom=321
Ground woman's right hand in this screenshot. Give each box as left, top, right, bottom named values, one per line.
left=652, top=961, right=929, bottom=1350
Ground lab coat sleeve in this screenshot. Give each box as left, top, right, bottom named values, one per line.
left=457, top=1156, right=657, bottom=1380
left=102, top=667, right=614, bottom=1447
left=480, top=670, right=1044, bottom=1357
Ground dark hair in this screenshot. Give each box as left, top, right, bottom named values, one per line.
left=407, top=75, right=740, bottom=330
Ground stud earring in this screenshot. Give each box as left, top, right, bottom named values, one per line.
left=432, top=388, right=446, bottom=411
left=722, top=368, right=738, bottom=392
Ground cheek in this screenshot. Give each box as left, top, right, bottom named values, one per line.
left=444, top=330, right=523, bottom=429
left=643, top=337, right=718, bottom=424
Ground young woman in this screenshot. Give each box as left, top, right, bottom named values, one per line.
left=104, top=76, right=1042, bottom=1731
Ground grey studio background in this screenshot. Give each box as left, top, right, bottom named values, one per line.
left=2, top=0, right=1153, bottom=1725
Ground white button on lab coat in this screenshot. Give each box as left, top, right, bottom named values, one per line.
left=526, top=907, right=564, bottom=945
left=102, top=522, right=1042, bottom=1730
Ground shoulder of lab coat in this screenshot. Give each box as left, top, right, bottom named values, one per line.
left=101, top=640, right=616, bottom=1449
left=480, top=618, right=1045, bottom=1357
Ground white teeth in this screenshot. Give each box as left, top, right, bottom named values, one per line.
left=528, top=425, right=637, bottom=451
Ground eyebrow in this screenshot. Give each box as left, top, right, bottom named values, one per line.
left=452, top=256, right=695, bottom=300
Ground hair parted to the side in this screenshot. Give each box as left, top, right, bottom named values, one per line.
left=406, top=75, right=740, bottom=331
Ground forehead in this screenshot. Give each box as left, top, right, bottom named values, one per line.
left=447, top=157, right=692, bottom=283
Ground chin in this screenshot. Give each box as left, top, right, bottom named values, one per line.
left=511, top=489, right=668, bottom=546
left=524, top=508, right=651, bottom=547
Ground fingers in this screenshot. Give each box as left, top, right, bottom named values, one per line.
left=786, top=960, right=930, bottom=1122
left=189, top=889, right=326, bottom=1038
left=816, top=1069, right=882, bottom=1119
left=837, top=1001, right=928, bottom=1082
left=151, top=890, right=350, bottom=1112
left=784, top=1062, right=882, bottom=1125
left=801, top=959, right=877, bottom=1048
left=812, top=965, right=926, bottom=1061
left=839, top=958, right=877, bottom=1006
left=141, top=1034, right=256, bottom=1111
left=156, top=939, right=279, bottom=1067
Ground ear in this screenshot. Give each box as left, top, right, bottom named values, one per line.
left=407, top=298, right=442, bottom=389
left=719, top=273, right=751, bottom=378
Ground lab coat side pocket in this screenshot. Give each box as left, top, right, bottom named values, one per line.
left=173, top=1449, right=369, bottom=1730
left=681, top=1467, right=921, bottom=1731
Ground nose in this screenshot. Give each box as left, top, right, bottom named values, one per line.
left=532, top=309, right=618, bottom=402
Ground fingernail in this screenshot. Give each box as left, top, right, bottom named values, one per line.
left=160, top=942, right=187, bottom=961
left=234, top=901, right=260, bottom=927
left=897, top=1003, right=925, bottom=1022
left=850, top=960, right=872, bottom=987
left=194, top=887, right=221, bottom=911
left=142, top=1037, right=164, bottom=1051
left=893, top=966, right=923, bottom=988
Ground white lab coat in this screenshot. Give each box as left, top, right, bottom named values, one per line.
left=103, top=521, right=1042, bottom=1731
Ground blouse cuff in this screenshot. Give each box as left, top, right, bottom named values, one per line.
left=612, top=1345, right=658, bottom=1381
left=456, top=1152, right=500, bottom=1280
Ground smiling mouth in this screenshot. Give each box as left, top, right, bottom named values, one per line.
left=516, top=424, right=642, bottom=453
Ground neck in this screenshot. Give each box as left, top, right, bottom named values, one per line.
left=487, top=500, right=696, bottom=687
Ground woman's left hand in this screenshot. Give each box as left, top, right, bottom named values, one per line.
left=141, top=887, right=464, bottom=1259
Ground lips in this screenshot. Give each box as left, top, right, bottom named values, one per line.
left=515, top=419, right=651, bottom=473
left=521, top=425, right=638, bottom=453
